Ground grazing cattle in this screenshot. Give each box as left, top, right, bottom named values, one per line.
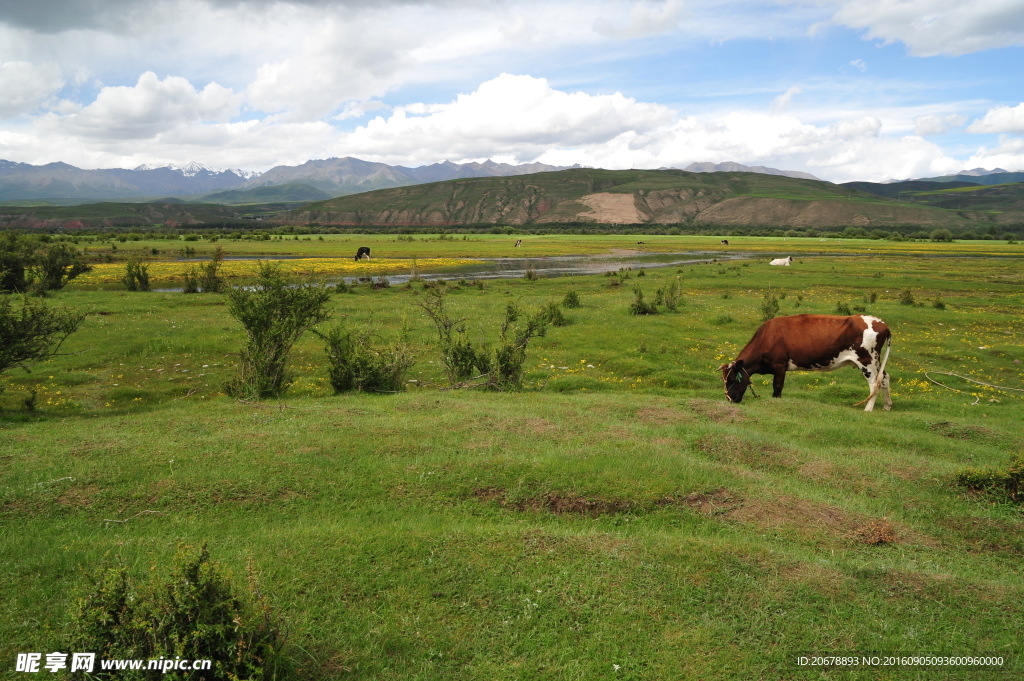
left=719, top=314, right=892, bottom=411
left=721, top=239, right=729, bottom=245
left=769, top=256, right=793, bottom=266
left=637, top=241, right=645, bottom=245
left=514, top=239, right=523, bottom=247
left=355, top=247, right=371, bottom=261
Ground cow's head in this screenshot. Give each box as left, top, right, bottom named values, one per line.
left=719, top=359, right=750, bottom=403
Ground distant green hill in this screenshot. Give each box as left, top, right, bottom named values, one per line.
left=287, top=168, right=971, bottom=228
left=0, top=201, right=278, bottom=228
left=919, top=172, right=1024, bottom=185
left=841, top=180, right=980, bottom=198
left=202, top=183, right=331, bottom=205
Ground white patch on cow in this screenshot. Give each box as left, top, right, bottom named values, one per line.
left=791, top=348, right=861, bottom=372
left=860, top=315, right=881, bottom=353
left=769, top=256, right=793, bottom=266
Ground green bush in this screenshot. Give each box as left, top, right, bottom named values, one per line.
left=539, top=300, right=566, bottom=326
left=930, top=229, right=953, bottom=242
left=224, top=262, right=332, bottom=399
left=713, top=314, right=734, bottom=325
left=955, top=454, right=1023, bottom=503
left=933, top=297, right=946, bottom=310
left=898, top=288, right=916, bottom=305
left=0, top=295, right=84, bottom=377
left=492, top=301, right=546, bottom=390
left=181, top=265, right=200, bottom=294
left=663, top=276, right=682, bottom=311
left=419, top=287, right=492, bottom=383
left=318, top=323, right=414, bottom=393
left=759, top=289, right=779, bottom=322
left=68, top=544, right=286, bottom=680
left=835, top=301, right=852, bottom=315
left=198, top=246, right=225, bottom=293
left=562, top=290, right=581, bottom=308
left=120, top=259, right=150, bottom=292
left=629, top=285, right=658, bottom=315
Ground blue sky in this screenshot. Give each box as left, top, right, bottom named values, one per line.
left=1, top=0, right=1022, bottom=182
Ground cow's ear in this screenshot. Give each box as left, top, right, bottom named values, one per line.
left=734, top=359, right=744, bottom=370
left=718, top=363, right=731, bottom=372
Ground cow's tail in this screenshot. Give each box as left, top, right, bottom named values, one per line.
left=854, top=330, right=891, bottom=407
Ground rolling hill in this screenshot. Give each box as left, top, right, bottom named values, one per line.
left=286, top=168, right=972, bottom=228
left=200, top=183, right=331, bottom=205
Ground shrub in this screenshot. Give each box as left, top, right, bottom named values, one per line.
left=562, top=290, right=581, bottom=308
left=318, top=323, right=414, bottom=393
left=120, top=259, right=150, bottom=292
left=68, top=544, right=286, bottom=680
left=636, top=269, right=645, bottom=277
left=29, top=243, right=92, bottom=294
left=492, top=301, right=546, bottom=390
left=524, top=267, right=537, bottom=281
left=181, top=265, right=200, bottom=294
left=539, top=301, right=566, bottom=326
left=713, top=313, right=734, bottom=325
left=930, top=228, right=953, bottom=242
left=933, top=297, right=946, bottom=310
left=224, top=262, right=332, bottom=399
left=759, top=288, right=780, bottom=322
left=955, top=454, right=1023, bottom=503
left=372, top=276, right=390, bottom=289
left=629, top=285, right=658, bottom=315
left=835, top=301, right=852, bottom=315
left=418, top=286, right=492, bottom=383
left=898, top=288, right=916, bottom=305
left=663, top=276, right=682, bottom=311
left=198, top=246, right=225, bottom=293
left=0, top=296, right=84, bottom=377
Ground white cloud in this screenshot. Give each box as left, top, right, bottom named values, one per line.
left=770, top=86, right=802, bottom=112
left=831, top=0, right=1024, bottom=56
left=914, top=113, right=966, bottom=135
left=850, top=58, right=866, bottom=71
left=593, top=0, right=685, bottom=39
left=962, top=135, right=1024, bottom=171
left=0, top=61, right=63, bottom=118
left=38, top=71, right=241, bottom=139
left=337, top=73, right=675, bottom=165
left=967, top=102, right=1024, bottom=134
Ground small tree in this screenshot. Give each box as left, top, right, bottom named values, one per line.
left=898, top=288, right=916, bottom=305
left=930, top=229, right=953, bottom=242
left=198, top=245, right=225, bottom=293
left=181, top=265, right=200, bottom=294
left=120, top=259, right=150, bottom=292
left=562, top=289, right=581, bottom=308
left=224, top=262, right=332, bottom=399
left=492, top=301, right=547, bottom=390
left=759, top=287, right=780, bottom=322
left=0, top=232, right=31, bottom=293
left=29, top=243, right=91, bottom=293
left=0, top=296, right=84, bottom=377
left=418, top=286, right=491, bottom=383
left=663, top=276, right=683, bottom=311
left=629, top=285, right=658, bottom=315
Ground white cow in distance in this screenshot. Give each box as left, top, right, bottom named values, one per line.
left=769, top=256, right=793, bottom=266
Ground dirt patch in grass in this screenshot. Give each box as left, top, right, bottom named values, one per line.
left=668, top=488, right=742, bottom=516
left=929, top=421, right=1004, bottom=442
left=726, top=495, right=913, bottom=546
left=780, top=562, right=854, bottom=597
left=56, top=484, right=101, bottom=508
left=688, top=399, right=747, bottom=423
left=797, top=460, right=837, bottom=481
left=636, top=407, right=689, bottom=426
left=696, top=434, right=800, bottom=471
left=854, top=568, right=955, bottom=598
left=474, top=487, right=632, bottom=516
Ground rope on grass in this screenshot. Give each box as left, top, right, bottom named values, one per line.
left=924, top=371, right=1024, bottom=394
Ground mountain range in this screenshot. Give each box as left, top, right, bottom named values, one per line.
left=680, top=161, right=821, bottom=181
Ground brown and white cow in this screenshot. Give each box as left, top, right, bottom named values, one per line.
left=719, top=314, right=892, bottom=411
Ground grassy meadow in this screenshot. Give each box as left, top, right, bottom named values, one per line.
left=2, top=236, right=1023, bottom=679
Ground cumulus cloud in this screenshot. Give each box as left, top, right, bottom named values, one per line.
left=38, top=71, right=241, bottom=139
left=830, top=0, right=1024, bottom=56
left=0, top=61, right=63, bottom=118
left=914, top=113, right=966, bottom=135
left=337, top=73, right=675, bottom=165
left=966, top=102, right=1024, bottom=134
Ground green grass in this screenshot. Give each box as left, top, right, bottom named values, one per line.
left=2, top=237, right=1023, bottom=679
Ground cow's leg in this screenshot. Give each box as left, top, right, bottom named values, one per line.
left=882, top=372, right=892, bottom=411
left=860, top=362, right=880, bottom=412
left=772, top=367, right=787, bottom=397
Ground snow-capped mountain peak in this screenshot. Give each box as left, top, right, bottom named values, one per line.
left=129, top=162, right=259, bottom=179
